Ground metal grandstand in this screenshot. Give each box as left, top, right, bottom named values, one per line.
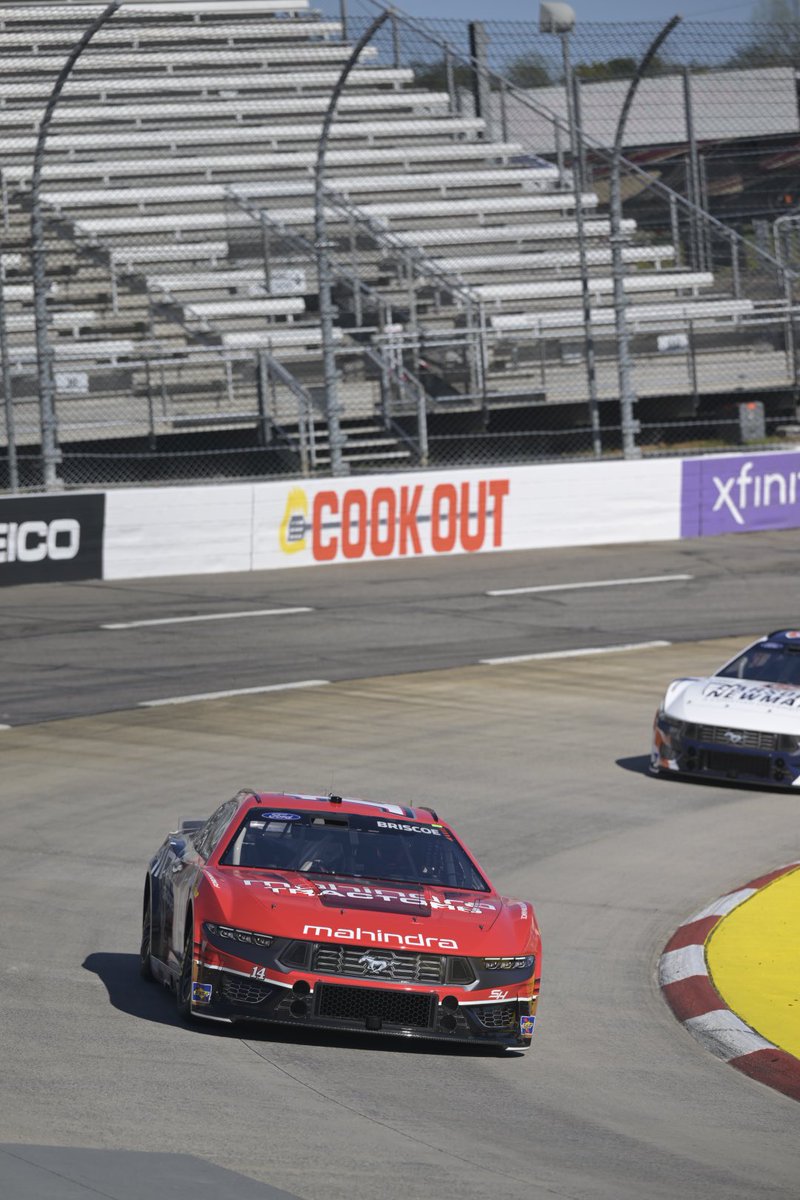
left=0, top=0, right=798, bottom=488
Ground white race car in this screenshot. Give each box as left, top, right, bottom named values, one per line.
left=651, top=629, right=800, bottom=787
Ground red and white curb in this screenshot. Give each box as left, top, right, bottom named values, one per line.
left=659, top=863, right=800, bottom=1103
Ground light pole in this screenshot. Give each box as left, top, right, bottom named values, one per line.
left=314, top=9, right=390, bottom=477
left=540, top=1, right=601, bottom=457
left=609, top=14, right=681, bottom=459
left=30, top=0, right=122, bottom=490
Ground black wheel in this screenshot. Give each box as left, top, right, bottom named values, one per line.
left=176, top=923, right=194, bottom=1022
left=139, top=890, right=154, bottom=981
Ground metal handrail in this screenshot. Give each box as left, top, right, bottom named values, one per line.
left=362, top=341, right=429, bottom=465
left=225, top=182, right=394, bottom=328
left=257, top=349, right=318, bottom=474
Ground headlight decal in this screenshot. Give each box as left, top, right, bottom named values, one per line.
left=483, top=955, right=535, bottom=971
left=204, top=922, right=273, bottom=948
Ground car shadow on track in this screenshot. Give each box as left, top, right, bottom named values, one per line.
left=83, top=952, right=526, bottom=1058
left=616, top=755, right=790, bottom=794
left=83, top=951, right=191, bottom=1030
left=237, top=1022, right=524, bottom=1059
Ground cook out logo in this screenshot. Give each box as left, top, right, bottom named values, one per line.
left=278, top=478, right=510, bottom=562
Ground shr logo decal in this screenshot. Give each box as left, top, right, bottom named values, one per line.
left=279, top=487, right=309, bottom=554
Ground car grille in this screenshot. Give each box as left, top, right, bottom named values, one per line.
left=695, top=724, right=777, bottom=751
left=703, top=749, right=773, bottom=779
left=311, top=943, right=446, bottom=984
left=221, top=974, right=271, bottom=1005
left=471, top=1003, right=518, bottom=1029
left=315, top=983, right=435, bottom=1029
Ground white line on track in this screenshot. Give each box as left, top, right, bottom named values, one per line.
left=102, top=606, right=312, bottom=630
left=480, top=640, right=671, bottom=665
left=139, top=679, right=330, bottom=707
left=0, top=724, right=11, bottom=731
left=487, top=573, right=693, bottom=597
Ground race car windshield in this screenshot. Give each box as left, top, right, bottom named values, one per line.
left=219, top=811, right=489, bottom=892
left=717, top=643, right=800, bottom=686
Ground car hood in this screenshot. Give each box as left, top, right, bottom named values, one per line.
left=663, top=675, right=800, bottom=732
left=203, top=871, right=536, bottom=955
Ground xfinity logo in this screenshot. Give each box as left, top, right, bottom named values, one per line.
left=0, top=519, right=80, bottom=563
left=304, top=924, right=459, bottom=950
left=711, top=460, right=800, bottom=526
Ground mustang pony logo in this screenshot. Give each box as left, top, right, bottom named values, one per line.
left=358, top=952, right=392, bottom=974
left=723, top=730, right=744, bottom=743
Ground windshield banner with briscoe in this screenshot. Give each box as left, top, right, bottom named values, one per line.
left=0, top=493, right=105, bottom=585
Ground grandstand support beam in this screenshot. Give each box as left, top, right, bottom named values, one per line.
left=541, top=4, right=601, bottom=455
left=774, top=214, right=800, bottom=388
left=30, top=0, right=122, bottom=491
left=468, top=23, right=493, bottom=141
left=682, top=66, right=704, bottom=273
left=610, top=13, right=681, bottom=460
left=546, top=15, right=604, bottom=458
left=563, top=64, right=599, bottom=458
left=0, top=259, right=19, bottom=493
left=315, top=8, right=391, bottom=476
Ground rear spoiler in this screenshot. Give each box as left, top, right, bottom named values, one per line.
left=178, top=818, right=204, bottom=834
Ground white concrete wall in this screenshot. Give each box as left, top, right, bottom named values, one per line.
left=102, top=458, right=682, bottom=580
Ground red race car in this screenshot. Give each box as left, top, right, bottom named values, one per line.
left=141, top=790, right=542, bottom=1048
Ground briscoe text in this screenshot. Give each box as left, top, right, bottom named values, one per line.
left=376, top=821, right=441, bottom=835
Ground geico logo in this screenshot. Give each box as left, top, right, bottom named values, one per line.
left=0, top=519, right=80, bottom=564
left=311, top=479, right=510, bottom=562
left=304, top=924, right=459, bottom=950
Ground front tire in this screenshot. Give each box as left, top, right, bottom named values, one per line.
left=176, top=924, right=194, bottom=1022
left=139, top=890, right=154, bottom=981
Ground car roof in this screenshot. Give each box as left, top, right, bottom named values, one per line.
left=765, top=629, right=800, bottom=645
left=245, top=792, right=443, bottom=825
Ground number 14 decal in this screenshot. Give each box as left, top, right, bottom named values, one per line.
left=251, top=966, right=267, bottom=980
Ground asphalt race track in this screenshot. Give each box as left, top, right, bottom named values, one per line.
left=2, top=529, right=800, bottom=1199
